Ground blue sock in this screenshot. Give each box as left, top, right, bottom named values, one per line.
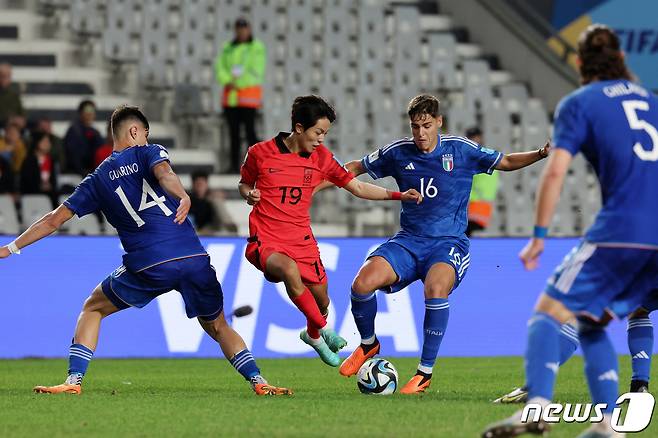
left=351, top=289, right=377, bottom=343
left=229, top=349, right=260, bottom=380
left=67, top=343, right=94, bottom=385
left=579, top=322, right=619, bottom=413
left=525, top=313, right=560, bottom=401
left=627, top=317, right=653, bottom=382
left=559, top=323, right=580, bottom=365
left=419, top=298, right=449, bottom=373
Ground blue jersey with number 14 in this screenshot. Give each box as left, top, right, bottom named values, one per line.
left=553, top=80, right=658, bottom=247
left=361, top=135, right=502, bottom=238
left=64, top=144, right=206, bottom=272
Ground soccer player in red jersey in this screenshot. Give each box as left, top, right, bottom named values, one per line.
left=239, top=95, right=422, bottom=366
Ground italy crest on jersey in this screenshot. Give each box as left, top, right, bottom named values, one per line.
left=442, top=154, right=454, bottom=172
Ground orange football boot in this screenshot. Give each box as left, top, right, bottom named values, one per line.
left=33, top=383, right=82, bottom=395
left=399, top=374, right=432, bottom=394
left=339, top=341, right=380, bottom=377
left=253, top=383, right=293, bottom=396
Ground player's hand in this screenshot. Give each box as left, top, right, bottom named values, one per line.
left=401, top=189, right=423, bottom=204
left=539, top=141, right=551, bottom=158
left=246, top=189, right=261, bottom=205
left=519, top=238, right=544, bottom=270
left=0, top=246, right=9, bottom=259
left=175, top=196, right=191, bottom=225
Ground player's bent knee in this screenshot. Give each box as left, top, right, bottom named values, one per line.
left=82, top=285, right=119, bottom=316
left=351, top=275, right=379, bottom=295
left=534, top=293, right=573, bottom=324
left=424, top=283, right=450, bottom=299
left=629, top=308, right=650, bottom=319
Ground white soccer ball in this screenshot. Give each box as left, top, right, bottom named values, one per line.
left=357, top=358, right=398, bottom=395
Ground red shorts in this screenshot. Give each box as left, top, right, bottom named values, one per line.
left=245, top=234, right=327, bottom=285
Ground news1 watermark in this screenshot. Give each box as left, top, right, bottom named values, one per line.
left=522, top=393, right=655, bottom=433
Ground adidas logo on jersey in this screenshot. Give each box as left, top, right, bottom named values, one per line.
left=633, top=351, right=650, bottom=359
left=404, top=163, right=415, bottom=170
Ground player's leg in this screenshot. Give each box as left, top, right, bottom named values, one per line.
left=34, top=283, right=121, bottom=394
left=339, top=256, right=398, bottom=377
left=399, top=262, right=454, bottom=394
left=242, top=107, right=259, bottom=147
left=198, top=312, right=292, bottom=396
left=307, top=282, right=347, bottom=353
left=264, top=252, right=340, bottom=366
left=628, top=307, right=653, bottom=392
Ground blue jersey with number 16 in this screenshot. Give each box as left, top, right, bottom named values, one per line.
left=553, top=79, right=658, bottom=247
left=64, top=144, right=206, bottom=272
left=361, top=135, right=502, bottom=238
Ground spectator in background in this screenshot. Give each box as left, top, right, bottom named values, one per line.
left=34, top=117, right=66, bottom=172
left=64, top=100, right=103, bottom=175
left=215, top=17, right=266, bottom=173
left=0, top=153, right=14, bottom=194
left=94, top=121, right=114, bottom=168
left=20, top=132, right=58, bottom=205
left=465, top=127, right=499, bottom=236
left=189, top=170, right=237, bottom=235
left=0, top=122, right=27, bottom=173
left=0, top=62, right=26, bottom=129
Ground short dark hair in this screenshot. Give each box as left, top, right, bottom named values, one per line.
left=191, top=169, right=209, bottom=182
left=110, top=105, right=149, bottom=139
left=577, top=24, right=632, bottom=85
left=77, top=99, right=96, bottom=114
left=290, top=95, right=336, bottom=131
left=31, top=132, right=49, bottom=152
left=407, top=94, right=441, bottom=120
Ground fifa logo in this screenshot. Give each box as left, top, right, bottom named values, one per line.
left=521, top=393, right=655, bottom=432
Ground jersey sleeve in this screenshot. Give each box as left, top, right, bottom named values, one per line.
left=322, top=150, right=354, bottom=188
left=142, top=144, right=171, bottom=171
left=464, top=141, right=503, bottom=175
left=553, top=94, right=587, bottom=155
left=239, top=147, right=259, bottom=185
left=361, top=144, right=395, bottom=179
left=63, top=173, right=100, bottom=217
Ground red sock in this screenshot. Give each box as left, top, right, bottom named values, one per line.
left=291, top=288, right=326, bottom=339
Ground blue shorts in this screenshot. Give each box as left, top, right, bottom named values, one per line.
left=545, top=241, right=658, bottom=320
left=101, top=255, right=223, bottom=321
left=368, top=232, right=470, bottom=293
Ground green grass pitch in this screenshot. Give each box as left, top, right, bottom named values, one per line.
left=1, top=356, right=655, bottom=437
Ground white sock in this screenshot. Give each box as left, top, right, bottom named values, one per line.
left=361, top=335, right=376, bottom=345
left=307, top=332, right=323, bottom=345
left=417, top=364, right=433, bottom=374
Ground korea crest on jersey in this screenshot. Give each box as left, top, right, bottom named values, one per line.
left=442, top=154, right=454, bottom=171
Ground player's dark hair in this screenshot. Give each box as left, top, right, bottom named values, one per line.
left=290, top=95, right=336, bottom=131
left=465, top=126, right=482, bottom=139
left=577, top=24, right=632, bottom=85
left=407, top=94, right=440, bottom=121
left=110, top=105, right=150, bottom=139
left=77, top=99, right=96, bottom=114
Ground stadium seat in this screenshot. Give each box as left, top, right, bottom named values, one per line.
left=69, top=0, right=102, bottom=37
left=446, top=105, right=477, bottom=135
left=393, top=5, right=422, bottom=110
left=168, top=149, right=217, bottom=174
left=358, top=0, right=387, bottom=93
left=176, top=0, right=210, bottom=85
left=139, top=0, right=171, bottom=88
left=462, top=59, right=494, bottom=112
left=20, top=195, right=53, bottom=230
left=427, top=33, right=459, bottom=90
left=498, top=83, right=529, bottom=114
left=323, top=0, right=354, bottom=89
left=103, top=0, right=140, bottom=62
left=0, top=195, right=20, bottom=235
left=223, top=199, right=252, bottom=236
left=483, top=104, right=512, bottom=151
left=520, top=105, right=550, bottom=149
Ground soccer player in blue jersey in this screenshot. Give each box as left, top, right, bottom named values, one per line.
left=0, top=106, right=291, bottom=396
left=330, top=94, right=550, bottom=393
left=483, top=25, right=658, bottom=438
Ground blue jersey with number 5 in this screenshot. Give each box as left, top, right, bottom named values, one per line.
left=361, top=135, right=502, bottom=238
left=64, top=144, right=206, bottom=271
left=553, top=80, right=658, bottom=247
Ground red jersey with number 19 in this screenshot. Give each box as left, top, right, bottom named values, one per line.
left=240, top=132, right=354, bottom=242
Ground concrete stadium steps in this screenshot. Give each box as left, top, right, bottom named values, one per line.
left=0, top=10, right=39, bottom=40
left=12, top=66, right=111, bottom=95
left=0, top=39, right=76, bottom=68
left=19, top=81, right=94, bottom=95
left=0, top=25, right=19, bottom=39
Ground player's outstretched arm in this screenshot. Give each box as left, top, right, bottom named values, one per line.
left=519, top=148, right=572, bottom=270
left=0, top=204, right=74, bottom=258
left=153, top=161, right=191, bottom=225
left=313, top=160, right=366, bottom=195
left=495, top=141, right=551, bottom=171
left=343, top=178, right=422, bottom=203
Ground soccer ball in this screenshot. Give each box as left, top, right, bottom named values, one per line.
left=357, top=358, right=398, bottom=395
